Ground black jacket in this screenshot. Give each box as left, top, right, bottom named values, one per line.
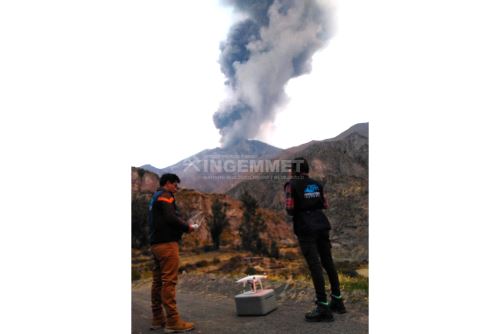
left=284, top=176, right=331, bottom=236
left=149, top=192, right=190, bottom=244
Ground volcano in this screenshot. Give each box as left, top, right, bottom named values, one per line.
left=141, top=139, right=283, bottom=193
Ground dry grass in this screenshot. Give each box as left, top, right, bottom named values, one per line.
left=133, top=248, right=368, bottom=294
left=179, top=250, right=248, bottom=266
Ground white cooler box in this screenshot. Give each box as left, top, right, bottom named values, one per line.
left=234, top=288, right=277, bottom=316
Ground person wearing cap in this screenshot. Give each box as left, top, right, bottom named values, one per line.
left=284, top=158, right=346, bottom=322
left=148, top=173, right=199, bottom=333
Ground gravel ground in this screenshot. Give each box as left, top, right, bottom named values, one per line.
left=132, top=273, right=368, bottom=334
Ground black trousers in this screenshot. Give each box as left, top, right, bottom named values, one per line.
left=298, top=230, right=341, bottom=303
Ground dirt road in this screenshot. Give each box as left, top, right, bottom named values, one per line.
left=132, top=275, right=368, bottom=334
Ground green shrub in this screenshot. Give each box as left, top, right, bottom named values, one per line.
left=195, top=260, right=209, bottom=268
left=270, top=241, right=280, bottom=259
left=282, top=252, right=298, bottom=260
left=238, top=192, right=267, bottom=254
left=244, top=266, right=257, bottom=275
left=208, top=199, right=229, bottom=250
left=220, top=255, right=243, bottom=273
left=339, top=274, right=368, bottom=293
left=131, top=195, right=150, bottom=249
left=132, top=269, right=141, bottom=281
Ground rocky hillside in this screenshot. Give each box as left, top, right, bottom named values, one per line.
left=131, top=167, right=295, bottom=252
left=175, top=190, right=295, bottom=250
left=227, top=128, right=368, bottom=262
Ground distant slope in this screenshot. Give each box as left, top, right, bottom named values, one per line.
left=139, top=164, right=163, bottom=176
left=142, top=139, right=283, bottom=193
left=325, top=122, right=368, bottom=142
left=141, top=123, right=368, bottom=194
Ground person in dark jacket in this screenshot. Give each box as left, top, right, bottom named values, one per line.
left=284, top=157, right=346, bottom=322
left=149, top=173, right=199, bottom=333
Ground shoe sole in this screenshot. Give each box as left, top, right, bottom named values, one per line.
left=150, top=323, right=166, bottom=330
left=305, top=317, right=334, bottom=323
left=164, top=327, right=194, bottom=333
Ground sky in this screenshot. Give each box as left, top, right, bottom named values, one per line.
left=1, top=1, right=500, bottom=333
left=123, top=0, right=372, bottom=168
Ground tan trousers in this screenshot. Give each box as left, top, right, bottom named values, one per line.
left=151, top=242, right=180, bottom=325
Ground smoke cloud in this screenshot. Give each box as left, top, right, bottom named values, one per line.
left=214, top=0, right=333, bottom=146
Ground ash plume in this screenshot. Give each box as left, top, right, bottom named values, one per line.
left=214, top=0, right=333, bottom=146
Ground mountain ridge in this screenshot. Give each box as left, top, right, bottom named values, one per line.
left=141, top=139, right=283, bottom=193
left=141, top=123, right=368, bottom=174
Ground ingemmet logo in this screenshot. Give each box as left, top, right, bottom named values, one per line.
left=182, top=156, right=305, bottom=175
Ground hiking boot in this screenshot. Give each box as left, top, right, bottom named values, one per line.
left=150, top=319, right=166, bottom=330
left=305, top=301, right=334, bottom=322
left=164, top=319, right=194, bottom=333
left=330, top=295, right=347, bottom=314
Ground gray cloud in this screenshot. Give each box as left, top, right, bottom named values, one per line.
left=214, top=0, right=333, bottom=146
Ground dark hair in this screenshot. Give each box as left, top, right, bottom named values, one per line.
left=159, top=173, right=181, bottom=186
left=291, top=157, right=309, bottom=175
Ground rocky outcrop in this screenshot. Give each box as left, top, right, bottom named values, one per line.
left=131, top=167, right=159, bottom=194
left=131, top=169, right=295, bottom=251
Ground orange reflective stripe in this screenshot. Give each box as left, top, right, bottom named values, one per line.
left=157, top=197, right=174, bottom=204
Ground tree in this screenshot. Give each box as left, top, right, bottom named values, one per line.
left=270, top=240, right=280, bottom=259
left=238, top=191, right=267, bottom=254
left=208, top=198, right=229, bottom=250
left=131, top=195, right=149, bottom=249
